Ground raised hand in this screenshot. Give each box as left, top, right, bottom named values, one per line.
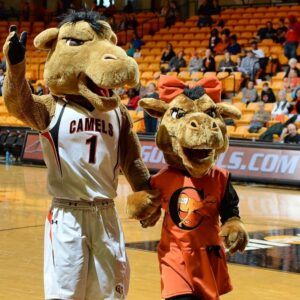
left=7, top=25, right=28, bottom=65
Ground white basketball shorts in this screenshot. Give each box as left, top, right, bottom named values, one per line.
left=44, top=198, right=129, bottom=300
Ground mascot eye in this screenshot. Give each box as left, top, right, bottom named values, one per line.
left=171, top=108, right=186, bottom=119
left=65, top=38, right=84, bottom=46
left=206, top=109, right=216, bottom=118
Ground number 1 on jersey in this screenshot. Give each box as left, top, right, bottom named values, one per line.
left=86, top=135, right=97, bottom=164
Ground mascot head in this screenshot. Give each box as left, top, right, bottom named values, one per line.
left=140, top=75, right=241, bottom=178
left=34, top=10, right=139, bottom=111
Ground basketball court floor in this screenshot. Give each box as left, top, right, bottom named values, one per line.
left=0, top=164, right=299, bottom=300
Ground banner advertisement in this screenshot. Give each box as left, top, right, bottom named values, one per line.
left=21, top=132, right=300, bottom=185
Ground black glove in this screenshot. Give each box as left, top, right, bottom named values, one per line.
left=8, top=25, right=28, bottom=65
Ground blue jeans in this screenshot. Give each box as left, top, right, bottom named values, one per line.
left=144, top=112, right=157, bottom=134
left=284, top=42, right=298, bottom=59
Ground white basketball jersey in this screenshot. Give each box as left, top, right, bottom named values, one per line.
left=40, top=99, right=122, bottom=201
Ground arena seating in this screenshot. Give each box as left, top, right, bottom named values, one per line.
left=1, top=6, right=300, bottom=141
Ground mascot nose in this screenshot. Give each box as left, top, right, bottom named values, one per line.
left=189, top=120, right=201, bottom=130
left=102, top=54, right=117, bottom=60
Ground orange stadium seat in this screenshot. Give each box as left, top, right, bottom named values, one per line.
left=191, top=72, right=204, bottom=81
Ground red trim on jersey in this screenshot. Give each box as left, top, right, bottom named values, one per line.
left=41, top=132, right=62, bottom=175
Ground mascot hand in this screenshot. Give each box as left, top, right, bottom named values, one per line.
left=219, top=217, right=248, bottom=254
left=140, top=208, right=161, bottom=228
left=126, top=190, right=161, bottom=220
left=6, top=26, right=27, bottom=65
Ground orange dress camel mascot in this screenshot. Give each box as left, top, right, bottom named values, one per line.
left=127, top=75, right=248, bottom=300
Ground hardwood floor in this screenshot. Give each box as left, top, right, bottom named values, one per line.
left=0, top=164, right=299, bottom=299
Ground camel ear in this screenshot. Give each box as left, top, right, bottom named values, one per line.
left=217, top=103, right=241, bottom=120
left=139, top=98, right=169, bottom=118
left=98, top=20, right=117, bottom=44
left=34, top=28, right=59, bottom=50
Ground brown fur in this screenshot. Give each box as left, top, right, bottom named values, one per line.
left=127, top=83, right=248, bottom=253
left=3, top=19, right=151, bottom=193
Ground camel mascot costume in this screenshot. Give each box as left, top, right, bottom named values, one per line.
left=3, top=10, right=158, bottom=300
left=127, top=75, right=249, bottom=300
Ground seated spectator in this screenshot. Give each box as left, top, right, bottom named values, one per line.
left=0, top=68, right=4, bottom=96
left=227, top=34, right=241, bottom=55
left=275, top=18, right=287, bottom=44
left=143, top=83, right=159, bottom=133
left=130, top=32, right=144, bottom=49
left=208, top=29, right=220, bottom=52
left=35, top=83, right=44, bottom=96
left=133, top=48, right=141, bottom=58
left=251, top=40, right=268, bottom=74
left=126, top=15, right=138, bottom=31
left=161, top=43, right=176, bottom=64
left=127, top=42, right=135, bottom=57
left=280, top=123, right=300, bottom=144
left=284, top=58, right=300, bottom=78
left=214, top=33, right=230, bottom=54
left=202, top=49, right=216, bottom=72
left=291, top=88, right=300, bottom=114
left=188, top=51, right=203, bottom=73
left=168, top=51, right=186, bottom=72
left=238, top=50, right=260, bottom=81
left=271, top=90, right=292, bottom=117
left=261, top=82, right=276, bottom=103
left=257, top=21, right=276, bottom=41
left=248, top=102, right=271, bottom=133
left=241, top=80, right=258, bottom=104
left=126, top=88, right=140, bottom=110
left=283, top=69, right=300, bottom=92
left=218, top=51, right=236, bottom=72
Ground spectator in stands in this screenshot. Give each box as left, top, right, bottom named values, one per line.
left=284, top=15, right=300, bottom=59
left=127, top=42, right=135, bottom=57
left=261, top=82, right=276, bottom=103
left=161, top=43, right=176, bottom=64
left=209, top=29, right=220, bottom=52
left=284, top=58, right=300, bottom=78
left=168, top=51, right=186, bottom=72
left=188, top=51, right=203, bottom=73
left=218, top=51, right=236, bottom=72
left=35, top=83, right=44, bottom=96
left=201, top=49, right=216, bottom=72
left=133, top=48, right=141, bottom=58
left=197, top=0, right=213, bottom=28
left=126, top=88, right=140, bottom=110
left=162, top=1, right=177, bottom=28
left=283, top=69, right=300, bottom=92
left=130, top=32, right=144, bottom=49
left=238, top=50, right=260, bottom=81
left=275, top=18, right=287, bottom=44
left=0, top=68, right=4, bottom=96
left=227, top=34, right=241, bottom=55
left=248, top=102, right=271, bottom=133
left=251, top=40, right=267, bottom=75
left=290, top=88, right=300, bottom=115
left=214, top=33, right=230, bottom=55
left=272, top=90, right=291, bottom=117
left=257, top=21, right=276, bottom=41
left=124, top=0, right=134, bottom=13
left=241, top=80, right=258, bottom=104
left=126, top=15, right=139, bottom=31
left=280, top=123, right=300, bottom=144
left=251, top=40, right=265, bottom=58
left=144, top=83, right=159, bottom=133
left=1, top=57, right=6, bottom=72
left=21, top=0, right=30, bottom=21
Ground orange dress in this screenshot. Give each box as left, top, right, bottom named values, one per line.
left=151, top=166, right=232, bottom=300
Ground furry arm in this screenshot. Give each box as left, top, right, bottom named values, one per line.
left=119, top=105, right=151, bottom=191
left=3, top=30, right=56, bottom=131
